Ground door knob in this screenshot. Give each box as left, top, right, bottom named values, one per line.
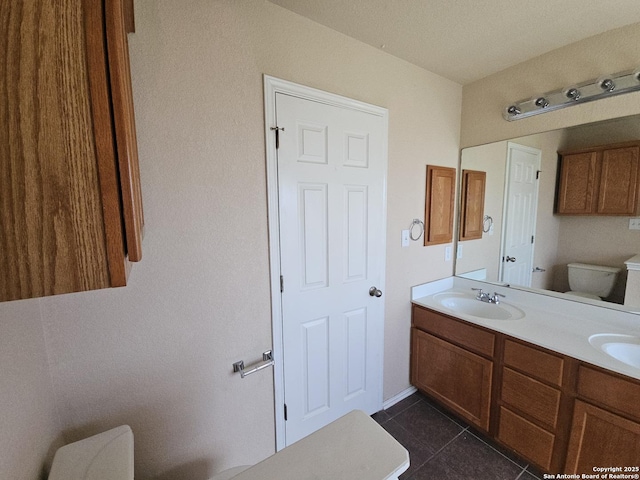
left=504, top=256, right=517, bottom=262
left=369, top=286, right=382, bottom=297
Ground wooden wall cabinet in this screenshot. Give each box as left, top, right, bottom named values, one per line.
left=0, top=0, right=143, bottom=302
left=424, top=165, right=456, bottom=245
left=459, top=169, right=486, bottom=241
left=556, top=142, right=640, bottom=215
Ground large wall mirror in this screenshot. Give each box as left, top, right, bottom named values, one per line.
left=455, top=114, right=640, bottom=312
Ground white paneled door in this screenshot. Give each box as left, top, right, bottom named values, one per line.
left=500, top=143, right=541, bottom=287
left=274, top=91, right=387, bottom=446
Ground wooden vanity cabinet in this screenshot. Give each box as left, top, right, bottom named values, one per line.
left=556, top=142, right=640, bottom=215
left=411, top=306, right=494, bottom=431
left=411, top=303, right=640, bottom=473
left=565, top=366, right=640, bottom=473
left=0, top=0, right=143, bottom=301
left=496, top=340, right=572, bottom=472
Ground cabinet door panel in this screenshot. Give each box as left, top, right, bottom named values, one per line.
left=498, top=407, right=555, bottom=470
left=556, top=152, right=598, bottom=214
left=1, top=0, right=111, bottom=300
left=411, top=328, right=492, bottom=430
left=565, top=400, right=640, bottom=474
left=424, top=165, right=456, bottom=245
left=501, top=368, right=560, bottom=430
left=459, top=169, right=486, bottom=241
left=597, top=146, right=639, bottom=215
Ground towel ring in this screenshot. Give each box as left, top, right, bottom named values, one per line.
left=409, top=219, right=424, bottom=241
left=482, top=215, right=493, bottom=233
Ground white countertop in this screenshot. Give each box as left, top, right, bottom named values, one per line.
left=231, top=410, right=409, bottom=480
left=411, top=277, right=640, bottom=381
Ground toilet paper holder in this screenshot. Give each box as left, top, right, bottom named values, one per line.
left=233, top=350, right=274, bottom=378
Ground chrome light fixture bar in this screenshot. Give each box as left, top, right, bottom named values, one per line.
left=503, top=69, right=640, bottom=121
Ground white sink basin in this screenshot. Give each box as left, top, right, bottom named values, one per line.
left=432, top=292, right=525, bottom=320
left=589, top=334, right=640, bottom=369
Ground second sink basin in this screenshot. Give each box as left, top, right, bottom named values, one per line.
left=589, top=334, right=640, bottom=369
left=432, top=292, right=525, bottom=320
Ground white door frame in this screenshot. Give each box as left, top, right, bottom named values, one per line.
left=263, top=75, right=388, bottom=451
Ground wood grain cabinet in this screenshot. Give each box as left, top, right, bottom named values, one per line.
left=424, top=165, right=456, bottom=245
left=410, top=304, right=640, bottom=474
left=459, top=169, right=486, bottom=241
left=556, top=142, right=640, bottom=215
left=565, top=366, right=640, bottom=473
left=497, top=340, right=567, bottom=471
left=0, top=0, right=143, bottom=302
left=411, top=306, right=494, bottom=431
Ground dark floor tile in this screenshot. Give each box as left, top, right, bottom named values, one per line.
left=518, top=469, right=543, bottom=480
left=381, top=419, right=438, bottom=479
left=466, top=425, right=528, bottom=468
left=393, top=399, right=465, bottom=452
left=384, top=391, right=423, bottom=418
left=418, top=393, right=472, bottom=428
left=521, top=465, right=545, bottom=479
left=409, top=431, right=524, bottom=480
left=371, top=409, right=391, bottom=425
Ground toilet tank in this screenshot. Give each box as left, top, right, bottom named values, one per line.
left=48, top=426, right=133, bottom=480
left=567, top=263, right=621, bottom=298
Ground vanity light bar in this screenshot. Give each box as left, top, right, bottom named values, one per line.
left=503, top=69, right=640, bottom=121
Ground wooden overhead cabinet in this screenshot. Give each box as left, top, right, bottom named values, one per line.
left=0, top=0, right=143, bottom=302
left=556, top=142, right=640, bottom=215
left=424, top=165, right=456, bottom=245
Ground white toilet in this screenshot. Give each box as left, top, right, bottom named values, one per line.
left=565, top=262, right=621, bottom=301
left=48, top=425, right=249, bottom=480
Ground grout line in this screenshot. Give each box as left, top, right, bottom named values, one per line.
left=409, top=426, right=470, bottom=473
left=514, top=466, right=529, bottom=480
left=465, top=429, right=528, bottom=470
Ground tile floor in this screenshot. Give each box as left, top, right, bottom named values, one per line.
left=372, top=391, right=544, bottom=480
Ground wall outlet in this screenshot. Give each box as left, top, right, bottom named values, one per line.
left=457, top=244, right=463, bottom=259
left=445, top=246, right=452, bottom=261
left=401, top=230, right=410, bottom=247
left=630, top=218, right=640, bottom=230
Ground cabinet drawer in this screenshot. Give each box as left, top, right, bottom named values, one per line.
left=498, top=407, right=555, bottom=471
left=503, top=339, right=564, bottom=386
left=412, top=306, right=495, bottom=357
left=577, top=366, right=640, bottom=420
left=501, top=368, right=561, bottom=430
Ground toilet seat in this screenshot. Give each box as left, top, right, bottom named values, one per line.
left=565, top=291, right=601, bottom=301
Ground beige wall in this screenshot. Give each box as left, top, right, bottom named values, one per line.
left=456, top=130, right=564, bottom=290
left=456, top=142, right=507, bottom=281
left=0, top=302, right=62, bottom=480
left=461, top=22, right=640, bottom=148
left=0, top=1, right=461, bottom=479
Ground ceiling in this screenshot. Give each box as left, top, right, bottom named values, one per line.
left=267, top=0, right=640, bottom=85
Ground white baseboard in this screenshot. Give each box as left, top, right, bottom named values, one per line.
left=382, top=386, right=418, bottom=410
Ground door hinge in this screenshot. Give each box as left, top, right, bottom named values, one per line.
left=531, top=235, right=535, bottom=244
left=284, top=403, right=287, bottom=421
left=536, top=170, right=541, bottom=180
left=271, top=126, right=285, bottom=149
left=280, top=275, right=284, bottom=293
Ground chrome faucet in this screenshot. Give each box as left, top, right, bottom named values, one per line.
left=472, top=288, right=506, bottom=304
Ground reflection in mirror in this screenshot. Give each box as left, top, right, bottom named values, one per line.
left=455, top=114, right=640, bottom=312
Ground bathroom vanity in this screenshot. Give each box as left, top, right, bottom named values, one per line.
left=411, top=278, right=640, bottom=474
